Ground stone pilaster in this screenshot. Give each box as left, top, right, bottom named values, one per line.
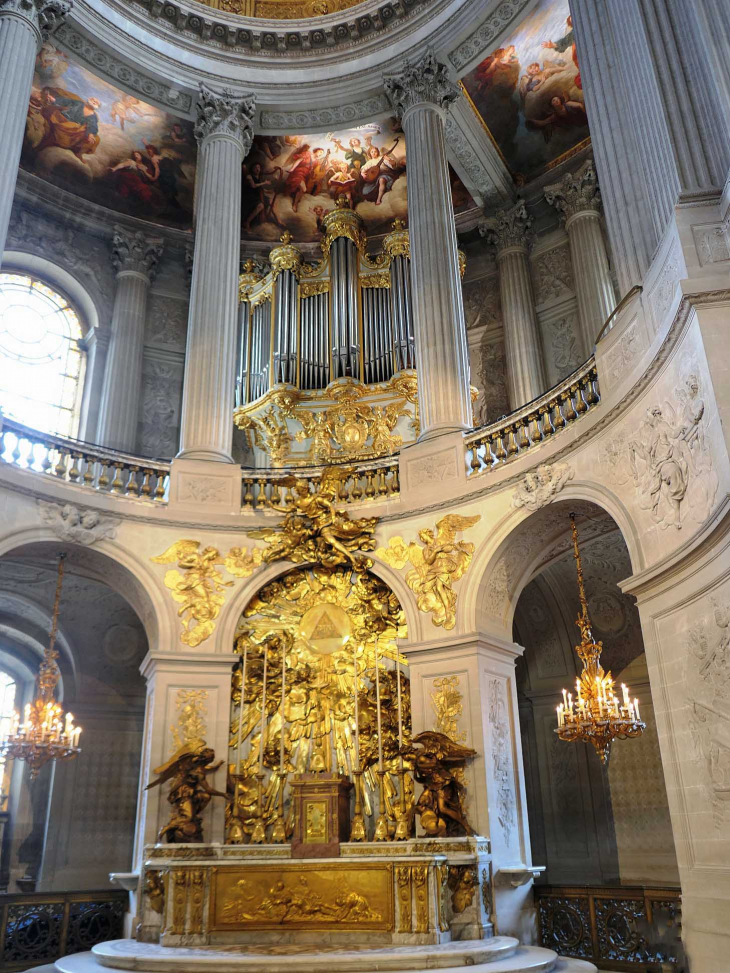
left=384, top=53, right=472, bottom=439
left=97, top=228, right=162, bottom=453
left=545, top=161, right=615, bottom=356
left=481, top=202, right=545, bottom=409
left=0, top=0, right=70, bottom=266
left=177, top=84, right=255, bottom=462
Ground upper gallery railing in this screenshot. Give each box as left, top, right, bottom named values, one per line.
left=0, top=416, right=170, bottom=501
left=465, top=359, right=600, bottom=477
left=0, top=359, right=599, bottom=509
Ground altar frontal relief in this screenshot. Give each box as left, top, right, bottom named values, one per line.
left=211, top=862, right=393, bottom=930
left=21, top=43, right=197, bottom=228
left=461, top=0, right=589, bottom=182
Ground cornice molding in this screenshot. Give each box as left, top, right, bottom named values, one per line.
left=259, top=94, right=390, bottom=130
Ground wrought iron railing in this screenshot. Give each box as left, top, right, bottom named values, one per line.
left=535, top=884, right=684, bottom=971
left=0, top=888, right=127, bottom=971
left=241, top=455, right=400, bottom=509
left=0, top=416, right=170, bottom=501
left=464, top=359, right=600, bottom=476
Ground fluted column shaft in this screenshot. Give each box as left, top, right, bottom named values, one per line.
left=178, top=85, right=255, bottom=462
left=97, top=229, right=162, bottom=452
left=482, top=202, right=544, bottom=410
left=0, top=0, right=70, bottom=265
left=545, top=161, right=615, bottom=356
left=385, top=54, right=472, bottom=438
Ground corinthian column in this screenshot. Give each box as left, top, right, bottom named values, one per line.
left=545, top=161, right=615, bottom=357
left=481, top=202, right=545, bottom=409
left=384, top=53, right=472, bottom=439
left=0, top=0, right=70, bottom=266
left=177, top=85, right=255, bottom=462
left=97, top=228, right=162, bottom=452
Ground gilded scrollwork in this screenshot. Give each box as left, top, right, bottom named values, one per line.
left=321, top=198, right=366, bottom=255
left=144, top=871, right=165, bottom=915
left=170, top=690, right=209, bottom=752
left=377, top=515, right=481, bottom=630
left=448, top=865, right=477, bottom=914
left=360, top=272, right=391, bottom=289
left=431, top=676, right=467, bottom=742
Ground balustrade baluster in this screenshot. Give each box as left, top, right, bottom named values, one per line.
left=126, top=466, right=140, bottom=496
left=560, top=391, right=577, bottom=422
left=365, top=471, right=376, bottom=499
left=256, top=478, right=266, bottom=508
left=68, top=452, right=82, bottom=481
left=377, top=470, right=388, bottom=497
left=271, top=481, right=282, bottom=507
left=351, top=475, right=363, bottom=501
left=517, top=421, right=530, bottom=450
left=243, top=478, right=254, bottom=507
left=82, top=455, right=95, bottom=487
left=469, top=440, right=482, bottom=474
left=527, top=413, right=543, bottom=444
left=539, top=405, right=554, bottom=438
left=391, top=465, right=400, bottom=495
left=97, top=463, right=110, bottom=490
left=572, top=383, right=588, bottom=415
left=110, top=465, right=125, bottom=493
left=41, top=448, right=53, bottom=475
left=505, top=426, right=519, bottom=457
left=140, top=469, right=153, bottom=497
left=491, top=432, right=507, bottom=463
left=54, top=449, right=69, bottom=478
left=154, top=473, right=167, bottom=501
left=582, top=374, right=598, bottom=405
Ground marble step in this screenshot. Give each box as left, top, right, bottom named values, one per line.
left=54, top=943, right=597, bottom=973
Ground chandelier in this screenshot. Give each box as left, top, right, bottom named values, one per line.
left=0, top=554, right=81, bottom=779
left=555, top=514, right=645, bottom=763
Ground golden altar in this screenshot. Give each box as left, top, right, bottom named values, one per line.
left=138, top=837, right=492, bottom=947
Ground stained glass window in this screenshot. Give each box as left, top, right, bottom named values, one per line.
left=0, top=671, right=16, bottom=811
left=0, top=273, right=85, bottom=438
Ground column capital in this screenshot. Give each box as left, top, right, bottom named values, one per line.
left=0, top=0, right=71, bottom=43
left=383, top=50, right=460, bottom=119
left=479, top=200, right=533, bottom=254
left=194, top=83, right=256, bottom=154
left=544, top=159, right=602, bottom=223
left=111, top=226, right=163, bottom=281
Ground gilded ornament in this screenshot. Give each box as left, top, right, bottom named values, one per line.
left=360, top=272, right=391, bottom=289
left=171, top=870, right=187, bottom=935
left=189, top=868, right=205, bottom=933
left=146, top=741, right=226, bottom=844
left=412, top=864, right=429, bottom=934
left=321, top=198, right=366, bottom=255
left=238, top=260, right=262, bottom=303
left=170, top=689, right=209, bottom=752
left=247, top=469, right=378, bottom=571
left=152, top=541, right=232, bottom=647
left=376, top=515, right=481, bottom=630
left=144, top=871, right=165, bottom=915
left=435, top=862, right=450, bottom=932
left=400, top=731, right=477, bottom=837
left=269, top=230, right=303, bottom=278
left=448, top=865, right=477, bottom=914
left=383, top=218, right=410, bottom=260
left=431, top=676, right=466, bottom=743
left=299, top=280, right=330, bottom=298
left=481, top=865, right=492, bottom=916
left=396, top=864, right=412, bottom=932
left=458, top=250, right=467, bottom=279
left=224, top=546, right=264, bottom=578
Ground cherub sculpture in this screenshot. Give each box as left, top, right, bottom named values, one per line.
left=248, top=468, right=378, bottom=571
left=401, top=731, right=477, bottom=837
left=145, top=740, right=226, bottom=843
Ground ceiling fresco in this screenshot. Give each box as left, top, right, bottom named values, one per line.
left=461, top=0, right=590, bottom=184
left=21, top=44, right=197, bottom=229
left=242, top=120, right=474, bottom=245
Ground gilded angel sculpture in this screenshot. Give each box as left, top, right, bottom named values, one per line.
left=248, top=469, right=378, bottom=570
left=377, top=514, right=481, bottom=629
left=145, top=740, right=226, bottom=843
left=401, top=731, right=477, bottom=837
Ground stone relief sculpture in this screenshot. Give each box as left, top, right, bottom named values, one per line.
left=512, top=463, right=574, bottom=512
left=625, top=371, right=718, bottom=530
left=686, top=596, right=730, bottom=829
left=38, top=501, right=119, bottom=545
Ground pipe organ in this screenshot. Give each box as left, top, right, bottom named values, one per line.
left=236, top=204, right=418, bottom=406
left=234, top=203, right=466, bottom=468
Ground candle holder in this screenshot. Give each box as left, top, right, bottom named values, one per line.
left=250, top=771, right=267, bottom=844
left=350, top=769, right=366, bottom=841
left=394, top=767, right=410, bottom=841
left=373, top=769, right=390, bottom=842
left=270, top=772, right=287, bottom=843
left=227, top=774, right=246, bottom=844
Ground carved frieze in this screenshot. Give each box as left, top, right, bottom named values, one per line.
left=512, top=463, right=574, bottom=513
left=38, top=501, right=119, bottom=546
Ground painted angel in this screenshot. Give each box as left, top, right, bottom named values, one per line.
left=401, top=730, right=477, bottom=837
left=145, top=740, right=226, bottom=843
left=405, top=515, right=481, bottom=630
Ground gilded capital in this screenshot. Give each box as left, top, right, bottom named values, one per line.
left=384, top=51, right=460, bottom=118
left=321, top=199, right=366, bottom=255
left=269, top=231, right=303, bottom=278
left=194, top=84, right=256, bottom=154
left=0, top=0, right=72, bottom=42
left=480, top=200, right=533, bottom=253
left=112, top=226, right=163, bottom=281
left=383, top=218, right=410, bottom=259
left=544, top=160, right=601, bottom=222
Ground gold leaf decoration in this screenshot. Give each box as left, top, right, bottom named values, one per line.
left=431, top=676, right=466, bottom=743
left=376, top=515, right=481, bottom=630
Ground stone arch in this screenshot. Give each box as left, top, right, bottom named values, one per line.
left=217, top=555, right=424, bottom=655
left=0, top=528, right=173, bottom=653
left=462, top=478, right=645, bottom=640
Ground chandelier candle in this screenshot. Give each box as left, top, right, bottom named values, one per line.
left=373, top=642, right=389, bottom=841
left=555, top=514, right=646, bottom=763
left=350, top=641, right=366, bottom=841
left=251, top=642, right=269, bottom=844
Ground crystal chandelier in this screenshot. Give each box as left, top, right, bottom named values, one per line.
left=555, top=514, right=645, bottom=763
left=0, top=554, right=82, bottom=779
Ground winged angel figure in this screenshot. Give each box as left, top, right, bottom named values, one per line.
left=145, top=740, right=226, bottom=843
left=247, top=468, right=378, bottom=571
left=377, top=514, right=481, bottom=629
left=401, top=731, right=477, bottom=836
